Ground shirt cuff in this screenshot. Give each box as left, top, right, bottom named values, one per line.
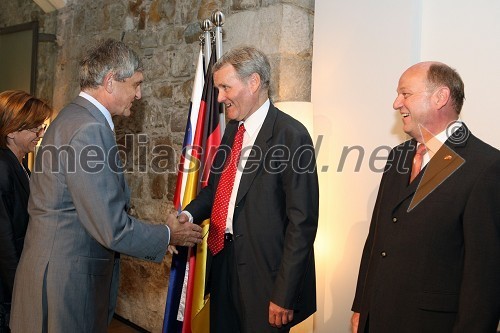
left=164, top=225, right=171, bottom=245
left=181, top=210, right=194, bottom=223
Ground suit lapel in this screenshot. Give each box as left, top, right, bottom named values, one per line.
left=235, top=105, right=277, bottom=205
left=2, top=148, right=30, bottom=195
left=390, top=141, right=418, bottom=209
left=72, top=96, right=127, bottom=191
left=408, top=139, right=465, bottom=211
left=72, top=96, right=113, bottom=132
left=394, top=125, right=469, bottom=212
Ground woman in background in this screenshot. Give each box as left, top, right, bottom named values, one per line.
left=0, top=90, right=52, bottom=332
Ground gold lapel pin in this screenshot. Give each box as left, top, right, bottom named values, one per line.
left=444, top=155, right=452, bottom=160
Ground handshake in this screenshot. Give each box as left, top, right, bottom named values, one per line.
left=165, top=212, right=203, bottom=253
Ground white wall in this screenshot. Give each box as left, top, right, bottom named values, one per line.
left=311, top=1, right=500, bottom=332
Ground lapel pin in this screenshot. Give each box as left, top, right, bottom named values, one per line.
left=444, top=155, right=452, bottom=160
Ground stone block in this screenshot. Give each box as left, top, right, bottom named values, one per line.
left=223, top=5, right=282, bottom=54
left=231, top=0, right=259, bottom=11
left=170, top=48, right=192, bottom=77
left=72, top=7, right=85, bottom=36
left=143, top=53, right=168, bottom=81
left=139, top=9, right=146, bottom=30
left=141, top=36, right=158, bottom=49
left=198, top=0, right=226, bottom=21
left=167, top=172, right=178, bottom=201
left=149, top=174, right=167, bottom=199
left=171, top=104, right=190, bottom=132
left=126, top=172, right=144, bottom=197
left=161, top=26, right=184, bottom=45
left=150, top=136, right=177, bottom=175
left=159, top=0, right=176, bottom=25
left=153, top=83, right=174, bottom=99
left=275, top=55, right=312, bottom=101
left=264, top=0, right=315, bottom=12
left=184, top=21, right=203, bottom=44
left=148, top=0, right=164, bottom=24
left=114, top=99, right=147, bottom=133
left=178, top=0, right=201, bottom=24
left=172, top=79, right=193, bottom=105
left=280, top=4, right=313, bottom=54
left=143, top=102, right=171, bottom=130
left=117, top=255, right=170, bottom=332
left=128, top=0, right=143, bottom=17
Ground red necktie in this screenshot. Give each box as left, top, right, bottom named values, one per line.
left=410, top=143, right=427, bottom=183
left=208, top=124, right=245, bottom=255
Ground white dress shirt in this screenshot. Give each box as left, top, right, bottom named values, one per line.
left=182, top=99, right=271, bottom=233
left=79, top=91, right=115, bottom=131
left=421, top=120, right=462, bottom=167
left=224, top=99, right=270, bottom=234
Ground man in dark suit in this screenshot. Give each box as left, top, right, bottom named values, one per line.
left=351, top=62, right=500, bottom=332
left=178, top=46, right=319, bottom=333
left=10, top=39, right=202, bottom=332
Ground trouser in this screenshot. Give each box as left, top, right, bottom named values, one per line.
left=209, top=235, right=290, bottom=333
left=210, top=235, right=242, bottom=333
left=0, top=302, right=11, bottom=333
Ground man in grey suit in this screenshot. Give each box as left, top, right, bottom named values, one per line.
left=9, top=39, right=202, bottom=332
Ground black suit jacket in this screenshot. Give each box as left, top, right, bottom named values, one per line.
left=352, top=125, right=500, bottom=332
left=185, top=103, right=319, bottom=331
left=0, top=148, right=30, bottom=303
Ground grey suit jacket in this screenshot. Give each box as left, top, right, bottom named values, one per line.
left=10, top=96, right=170, bottom=333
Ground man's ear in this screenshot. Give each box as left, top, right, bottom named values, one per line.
left=434, top=86, right=450, bottom=109
left=103, top=72, right=114, bottom=93
left=248, top=73, right=261, bottom=94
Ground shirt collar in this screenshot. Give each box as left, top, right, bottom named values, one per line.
left=436, top=120, right=462, bottom=144
left=239, top=99, right=270, bottom=137
left=79, top=91, right=115, bottom=131
left=421, top=120, right=462, bottom=164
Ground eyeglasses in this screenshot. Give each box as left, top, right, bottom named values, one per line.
left=28, top=124, right=47, bottom=136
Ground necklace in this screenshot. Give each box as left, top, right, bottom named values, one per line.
left=21, top=163, right=30, bottom=179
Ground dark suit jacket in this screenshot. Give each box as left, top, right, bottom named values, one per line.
left=0, top=148, right=30, bottom=304
left=185, top=103, right=319, bottom=332
left=352, top=125, right=500, bottom=333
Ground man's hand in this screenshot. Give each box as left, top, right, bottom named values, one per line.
left=166, top=213, right=202, bottom=247
left=351, top=312, right=360, bottom=333
left=269, top=301, right=293, bottom=328
left=177, top=212, right=190, bottom=223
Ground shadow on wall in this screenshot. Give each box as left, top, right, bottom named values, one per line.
left=323, top=186, right=378, bottom=332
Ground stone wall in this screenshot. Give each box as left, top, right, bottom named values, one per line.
left=1, top=0, right=314, bottom=331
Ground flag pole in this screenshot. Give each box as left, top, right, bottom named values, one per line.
left=201, top=19, right=213, bottom=74
left=212, top=10, right=226, bottom=133
left=212, top=11, right=224, bottom=60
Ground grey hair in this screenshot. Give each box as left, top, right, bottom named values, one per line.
left=426, top=63, right=465, bottom=114
left=79, top=39, right=143, bottom=89
left=213, top=46, right=271, bottom=90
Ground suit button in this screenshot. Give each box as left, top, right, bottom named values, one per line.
left=380, top=251, right=387, bottom=258
left=392, top=217, right=397, bottom=223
